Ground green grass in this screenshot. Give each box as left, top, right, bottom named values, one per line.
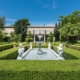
left=0, top=60, right=80, bottom=80
left=0, top=60, right=80, bottom=71
left=63, top=47, right=80, bottom=59
left=52, top=45, right=80, bottom=60
left=0, top=43, right=14, bottom=51
left=0, top=42, right=10, bottom=45
left=0, top=44, right=29, bottom=59
left=0, top=42, right=80, bottom=80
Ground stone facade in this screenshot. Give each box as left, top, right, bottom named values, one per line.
left=2, top=26, right=55, bottom=42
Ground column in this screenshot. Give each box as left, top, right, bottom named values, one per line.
left=44, top=35, right=45, bottom=42
left=34, top=35, right=35, bottom=42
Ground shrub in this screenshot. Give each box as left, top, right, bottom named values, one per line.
left=66, top=44, right=80, bottom=51
left=10, top=32, right=17, bottom=42
left=32, top=42, right=37, bottom=45
left=52, top=42, right=61, bottom=46
left=17, top=34, right=22, bottom=42
left=26, top=38, right=33, bottom=42
left=0, top=30, right=6, bottom=41
left=26, top=31, right=33, bottom=42
left=47, top=32, right=53, bottom=42
left=52, top=45, right=80, bottom=60
left=0, top=45, right=29, bottom=59
left=0, top=44, right=14, bottom=51
left=32, top=43, right=48, bottom=48
left=0, top=42, right=9, bottom=45
left=32, top=45, right=48, bottom=48
left=0, top=60, right=80, bottom=80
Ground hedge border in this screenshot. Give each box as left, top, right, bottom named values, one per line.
left=52, top=45, right=80, bottom=60
left=0, top=44, right=13, bottom=51
left=0, top=60, right=80, bottom=80
left=0, top=45, right=29, bottom=59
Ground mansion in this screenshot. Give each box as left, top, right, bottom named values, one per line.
left=2, top=26, right=55, bottom=42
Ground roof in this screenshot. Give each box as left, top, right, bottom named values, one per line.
left=2, top=26, right=55, bottom=28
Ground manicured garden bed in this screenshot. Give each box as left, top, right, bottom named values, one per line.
left=32, top=42, right=48, bottom=48
left=0, top=60, right=80, bottom=80
left=52, top=45, right=80, bottom=60
left=0, top=44, right=14, bottom=51
left=0, top=42, right=9, bottom=45
left=0, top=42, right=28, bottom=52
left=0, top=45, right=29, bottom=59
left=0, top=42, right=80, bottom=80
left=66, top=44, right=80, bottom=51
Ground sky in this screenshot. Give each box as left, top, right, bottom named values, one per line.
left=0, top=0, right=80, bottom=26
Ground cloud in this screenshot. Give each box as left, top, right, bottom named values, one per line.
left=52, top=0, right=57, bottom=9
left=6, top=18, right=16, bottom=22
left=35, top=0, right=59, bottom=10
left=5, top=18, right=16, bottom=26
left=41, top=0, right=58, bottom=10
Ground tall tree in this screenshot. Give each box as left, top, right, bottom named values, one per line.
left=0, top=16, right=5, bottom=28
left=14, top=18, right=30, bottom=41
left=54, top=23, right=60, bottom=41
left=58, top=10, right=80, bottom=42
left=59, top=23, right=78, bottom=43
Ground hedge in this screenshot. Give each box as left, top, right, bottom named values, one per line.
left=0, top=60, right=80, bottom=80
left=52, top=42, right=61, bottom=46
left=0, top=45, right=29, bottom=59
left=32, top=45, right=48, bottom=48
left=0, top=44, right=13, bottom=51
left=52, top=45, right=80, bottom=60
left=66, top=44, right=80, bottom=51
left=0, top=42, right=9, bottom=45
left=0, top=42, right=29, bottom=52
left=32, top=42, right=48, bottom=48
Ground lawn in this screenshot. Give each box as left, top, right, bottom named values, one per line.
left=0, top=42, right=80, bottom=80
left=0, top=60, right=80, bottom=80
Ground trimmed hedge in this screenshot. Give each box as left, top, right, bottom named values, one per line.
left=0, top=42, right=28, bottom=52
left=32, top=42, right=48, bottom=48
left=66, top=44, right=80, bottom=51
left=0, top=45, right=29, bottom=59
left=32, top=45, right=48, bottom=48
left=0, top=42, right=8, bottom=45
left=0, top=60, right=80, bottom=80
left=52, top=45, right=80, bottom=60
left=52, top=42, right=61, bottom=46
left=0, top=44, right=13, bottom=51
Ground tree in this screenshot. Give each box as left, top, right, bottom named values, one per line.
left=47, top=32, right=53, bottom=42
left=14, top=18, right=30, bottom=42
left=0, top=30, right=6, bottom=41
left=26, top=31, right=33, bottom=42
left=0, top=16, right=5, bottom=28
left=54, top=23, right=60, bottom=41
left=17, top=34, right=22, bottom=42
left=59, top=23, right=79, bottom=43
left=58, top=10, right=80, bottom=42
